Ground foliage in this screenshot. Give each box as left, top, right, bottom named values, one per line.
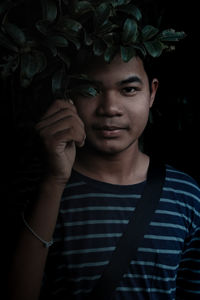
left=0, top=0, right=186, bottom=99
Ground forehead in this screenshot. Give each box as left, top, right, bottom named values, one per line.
left=84, top=55, right=148, bottom=85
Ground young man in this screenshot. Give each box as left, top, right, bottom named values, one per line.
left=9, top=53, right=200, bottom=300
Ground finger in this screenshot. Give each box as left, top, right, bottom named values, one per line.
left=41, top=99, right=76, bottom=121
left=38, top=113, right=86, bottom=148
left=52, top=126, right=86, bottom=147
left=76, top=134, right=86, bottom=148
left=36, top=108, right=83, bottom=132
left=40, top=115, right=84, bottom=137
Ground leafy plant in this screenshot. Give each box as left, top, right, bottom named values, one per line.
left=0, top=0, right=186, bottom=99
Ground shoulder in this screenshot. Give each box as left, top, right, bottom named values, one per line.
left=164, top=165, right=200, bottom=228
left=163, top=164, right=200, bottom=213
left=165, top=164, right=200, bottom=192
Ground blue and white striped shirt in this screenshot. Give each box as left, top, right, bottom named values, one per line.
left=42, top=165, right=200, bottom=299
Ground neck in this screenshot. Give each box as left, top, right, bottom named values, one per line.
left=74, top=143, right=149, bottom=185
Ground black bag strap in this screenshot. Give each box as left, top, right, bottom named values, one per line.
left=87, top=158, right=166, bottom=300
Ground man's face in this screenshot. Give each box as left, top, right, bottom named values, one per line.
left=73, top=55, right=158, bottom=155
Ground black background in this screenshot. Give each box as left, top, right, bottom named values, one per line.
left=141, top=0, right=199, bottom=183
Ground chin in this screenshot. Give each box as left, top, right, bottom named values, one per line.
left=85, top=138, right=137, bottom=156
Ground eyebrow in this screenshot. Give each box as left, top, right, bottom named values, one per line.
left=117, top=76, right=143, bottom=86
left=86, top=75, right=143, bottom=87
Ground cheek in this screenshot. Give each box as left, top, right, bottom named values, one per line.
left=126, top=104, right=150, bottom=140
left=127, top=102, right=150, bottom=128
left=74, top=100, right=93, bottom=121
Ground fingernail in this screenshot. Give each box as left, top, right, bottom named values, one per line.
left=69, top=99, right=74, bottom=105
left=80, top=135, right=86, bottom=147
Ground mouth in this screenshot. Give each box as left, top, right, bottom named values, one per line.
left=93, top=125, right=128, bottom=138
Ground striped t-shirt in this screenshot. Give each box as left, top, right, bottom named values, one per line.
left=42, top=165, right=200, bottom=300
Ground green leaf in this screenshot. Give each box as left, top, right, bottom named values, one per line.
left=104, top=45, right=118, bottom=63
left=84, top=29, right=93, bottom=46
left=98, top=20, right=118, bottom=35
left=67, top=82, right=99, bottom=99
left=102, top=32, right=115, bottom=46
left=36, top=20, right=52, bottom=35
left=142, top=25, right=159, bottom=41
left=79, top=85, right=98, bottom=97
left=57, top=17, right=82, bottom=32
left=67, top=35, right=81, bottom=50
left=46, top=35, right=69, bottom=47
left=52, top=66, right=66, bottom=98
left=159, top=29, right=186, bottom=42
left=111, top=0, right=131, bottom=8
left=120, top=46, right=136, bottom=62
left=42, top=38, right=57, bottom=56
left=117, top=4, right=142, bottom=21
left=40, top=0, right=57, bottom=22
left=32, top=50, right=47, bottom=73
left=20, top=51, right=47, bottom=84
left=0, top=55, right=19, bottom=78
left=95, top=2, right=111, bottom=26
left=69, top=74, right=91, bottom=81
left=20, top=53, right=38, bottom=86
left=132, top=44, right=146, bottom=57
left=3, top=22, right=26, bottom=46
left=59, top=29, right=81, bottom=50
left=57, top=50, right=71, bottom=68
left=74, top=1, right=94, bottom=15
left=122, top=18, right=138, bottom=43
left=93, top=39, right=106, bottom=56
left=0, top=32, right=18, bottom=52
left=144, top=40, right=166, bottom=57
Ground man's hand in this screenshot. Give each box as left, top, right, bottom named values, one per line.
left=36, top=99, right=86, bottom=184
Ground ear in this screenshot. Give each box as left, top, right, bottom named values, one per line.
left=149, top=78, right=159, bottom=107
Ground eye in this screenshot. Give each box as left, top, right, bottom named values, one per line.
left=121, top=86, right=137, bottom=96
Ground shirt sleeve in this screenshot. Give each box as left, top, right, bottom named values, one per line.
left=176, top=177, right=200, bottom=299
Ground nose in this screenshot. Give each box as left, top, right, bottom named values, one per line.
left=96, top=91, right=123, bottom=117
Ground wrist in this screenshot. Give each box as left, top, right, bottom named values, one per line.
left=42, top=175, right=68, bottom=189
left=39, top=175, right=68, bottom=198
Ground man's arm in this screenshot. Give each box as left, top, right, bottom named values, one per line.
left=8, top=100, right=86, bottom=300
left=8, top=178, right=65, bottom=300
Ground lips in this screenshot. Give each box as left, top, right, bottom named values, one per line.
left=98, top=126, right=122, bottom=131
left=93, top=124, right=128, bottom=138
left=93, top=124, right=128, bottom=131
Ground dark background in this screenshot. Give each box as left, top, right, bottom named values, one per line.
left=141, top=0, right=199, bottom=183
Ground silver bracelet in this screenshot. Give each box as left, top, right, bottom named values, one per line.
left=21, top=213, right=54, bottom=248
